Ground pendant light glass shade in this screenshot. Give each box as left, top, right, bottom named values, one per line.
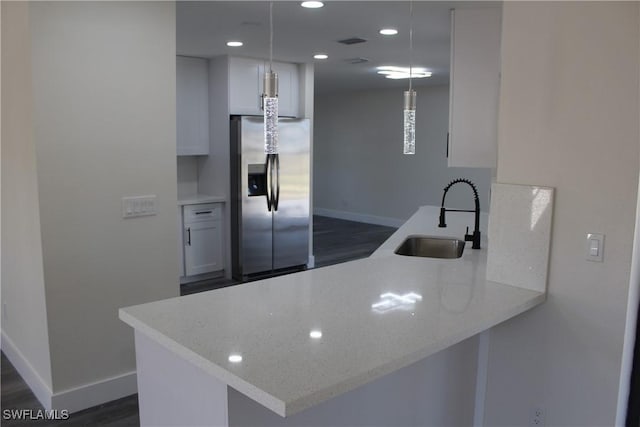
left=403, top=1, right=416, bottom=155
left=264, top=70, right=279, bottom=154
left=264, top=2, right=279, bottom=154
left=403, top=89, right=416, bottom=155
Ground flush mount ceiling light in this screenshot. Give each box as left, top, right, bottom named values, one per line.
left=377, top=66, right=432, bottom=80
left=379, top=28, right=398, bottom=36
left=301, top=1, right=324, bottom=8
left=226, top=41, right=243, bottom=47
left=313, top=54, right=328, bottom=60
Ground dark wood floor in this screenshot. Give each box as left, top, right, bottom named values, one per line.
left=0, top=216, right=396, bottom=426
left=312, top=215, right=397, bottom=267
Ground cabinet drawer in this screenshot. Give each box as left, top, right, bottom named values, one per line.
left=184, top=203, right=221, bottom=222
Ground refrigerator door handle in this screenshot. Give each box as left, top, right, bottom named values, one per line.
left=266, top=154, right=274, bottom=212
left=273, top=154, right=280, bottom=211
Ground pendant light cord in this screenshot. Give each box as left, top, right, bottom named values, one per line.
left=269, top=1, right=274, bottom=72
left=409, top=0, right=414, bottom=92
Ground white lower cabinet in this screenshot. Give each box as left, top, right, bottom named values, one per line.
left=178, top=208, right=185, bottom=278
left=181, top=203, right=223, bottom=278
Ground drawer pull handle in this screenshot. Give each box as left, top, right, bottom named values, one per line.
left=194, top=210, right=213, bottom=215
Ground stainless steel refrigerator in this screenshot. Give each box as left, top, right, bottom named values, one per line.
left=230, top=116, right=310, bottom=280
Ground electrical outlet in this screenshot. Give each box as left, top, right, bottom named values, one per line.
left=530, top=407, right=545, bottom=426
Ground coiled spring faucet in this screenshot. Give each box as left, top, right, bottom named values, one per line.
left=438, top=178, right=481, bottom=249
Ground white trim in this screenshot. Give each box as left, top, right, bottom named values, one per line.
left=307, top=254, right=315, bottom=269
left=1, top=331, right=53, bottom=410
left=313, top=207, right=405, bottom=228
left=2, top=330, right=138, bottom=414
left=51, top=370, right=137, bottom=413
left=615, top=168, right=640, bottom=426
left=473, top=331, right=490, bottom=427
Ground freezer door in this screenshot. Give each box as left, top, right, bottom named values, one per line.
left=273, top=118, right=310, bottom=270
left=239, top=117, right=273, bottom=275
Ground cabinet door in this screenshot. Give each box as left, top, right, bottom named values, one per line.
left=184, top=221, right=223, bottom=276
left=229, top=57, right=300, bottom=117
left=448, top=8, right=501, bottom=168
left=258, top=62, right=299, bottom=117
left=229, top=57, right=262, bottom=115
left=177, top=56, right=210, bottom=156
left=178, top=208, right=185, bottom=277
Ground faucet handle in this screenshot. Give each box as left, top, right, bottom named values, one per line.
left=464, top=226, right=473, bottom=242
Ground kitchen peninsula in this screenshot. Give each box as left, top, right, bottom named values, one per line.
left=120, top=184, right=553, bottom=426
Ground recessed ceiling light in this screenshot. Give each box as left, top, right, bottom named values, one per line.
left=379, top=28, right=398, bottom=36
left=226, top=41, right=243, bottom=47
left=228, top=354, right=243, bottom=363
left=301, top=1, right=324, bottom=8
left=313, top=54, right=328, bottom=60
left=310, top=330, right=323, bottom=339
left=376, top=66, right=432, bottom=79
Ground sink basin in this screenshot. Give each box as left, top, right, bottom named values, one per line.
left=394, top=236, right=465, bottom=259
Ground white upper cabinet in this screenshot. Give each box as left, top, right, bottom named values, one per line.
left=229, top=57, right=299, bottom=117
left=448, top=8, right=501, bottom=168
left=228, top=57, right=261, bottom=116
left=258, top=61, right=299, bottom=118
left=177, top=56, right=210, bottom=156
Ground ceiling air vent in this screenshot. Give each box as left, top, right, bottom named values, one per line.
left=345, top=57, right=369, bottom=64
left=337, top=37, right=367, bottom=45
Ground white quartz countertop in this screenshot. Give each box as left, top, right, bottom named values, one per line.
left=177, top=194, right=226, bottom=206
left=120, top=206, right=545, bottom=417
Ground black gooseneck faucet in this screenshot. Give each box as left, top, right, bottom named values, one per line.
left=438, top=178, right=481, bottom=249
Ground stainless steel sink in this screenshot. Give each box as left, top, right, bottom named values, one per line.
left=394, top=236, right=465, bottom=259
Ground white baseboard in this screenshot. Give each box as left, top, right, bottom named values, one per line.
left=51, top=370, right=137, bottom=413
left=1, top=331, right=53, bottom=410
left=2, top=330, right=138, bottom=413
left=313, top=208, right=405, bottom=228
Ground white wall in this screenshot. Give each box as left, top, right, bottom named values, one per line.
left=484, top=3, right=639, bottom=426
left=1, top=0, right=53, bottom=396
left=314, top=85, right=492, bottom=225
left=24, top=0, right=179, bottom=406
left=177, top=156, right=198, bottom=197
left=616, top=5, right=640, bottom=422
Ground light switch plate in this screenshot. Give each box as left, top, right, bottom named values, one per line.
left=586, top=233, right=604, bottom=262
left=122, top=195, right=157, bottom=218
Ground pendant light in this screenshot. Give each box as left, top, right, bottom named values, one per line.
left=403, top=0, right=416, bottom=155
left=264, top=2, right=278, bottom=154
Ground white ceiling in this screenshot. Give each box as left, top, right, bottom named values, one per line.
left=177, top=1, right=498, bottom=94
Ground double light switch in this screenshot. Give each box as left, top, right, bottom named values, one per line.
left=586, top=233, right=604, bottom=262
